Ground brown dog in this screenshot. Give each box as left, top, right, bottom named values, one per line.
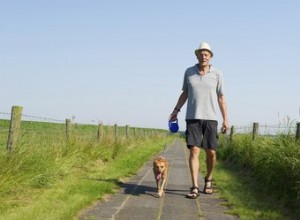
left=153, top=156, right=169, bottom=198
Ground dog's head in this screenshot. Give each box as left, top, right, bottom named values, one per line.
left=153, top=157, right=168, bottom=174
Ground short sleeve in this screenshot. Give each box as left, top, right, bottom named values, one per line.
left=182, top=70, right=188, bottom=91
left=216, top=72, right=225, bottom=96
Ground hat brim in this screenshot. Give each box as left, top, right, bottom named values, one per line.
left=195, top=49, right=213, bottom=57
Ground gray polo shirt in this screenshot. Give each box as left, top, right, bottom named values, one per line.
left=182, top=64, right=224, bottom=121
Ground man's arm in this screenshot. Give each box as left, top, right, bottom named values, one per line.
left=218, top=95, right=229, bottom=133
left=170, top=90, right=188, bottom=121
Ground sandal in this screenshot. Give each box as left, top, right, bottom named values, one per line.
left=203, top=178, right=213, bottom=194
left=186, top=187, right=199, bottom=199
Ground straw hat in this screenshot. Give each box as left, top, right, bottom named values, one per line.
left=194, top=42, right=213, bottom=57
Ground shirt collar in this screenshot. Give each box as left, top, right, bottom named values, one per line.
left=194, top=64, right=213, bottom=72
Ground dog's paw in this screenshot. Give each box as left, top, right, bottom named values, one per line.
left=157, top=191, right=163, bottom=198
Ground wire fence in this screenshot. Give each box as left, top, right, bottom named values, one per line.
left=0, top=112, right=65, bottom=123
left=229, top=121, right=300, bottom=143
left=1, top=106, right=299, bottom=151
left=233, top=123, right=298, bottom=135
left=0, top=112, right=163, bottom=133
left=1, top=112, right=299, bottom=136
left=0, top=108, right=167, bottom=151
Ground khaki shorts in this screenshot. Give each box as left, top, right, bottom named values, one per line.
left=185, top=120, right=218, bottom=150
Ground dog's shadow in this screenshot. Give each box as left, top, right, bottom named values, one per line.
left=86, top=177, right=159, bottom=197
left=121, top=182, right=159, bottom=198
left=88, top=178, right=190, bottom=198
left=121, top=182, right=190, bottom=198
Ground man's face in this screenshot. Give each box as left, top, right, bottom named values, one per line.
left=196, top=50, right=212, bottom=67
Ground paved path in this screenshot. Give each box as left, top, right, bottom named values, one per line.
left=78, top=139, right=238, bottom=220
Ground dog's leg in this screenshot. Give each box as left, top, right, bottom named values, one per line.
left=156, top=179, right=159, bottom=193
left=163, top=178, right=167, bottom=190
left=157, top=179, right=165, bottom=198
left=158, top=179, right=161, bottom=197
left=160, top=178, right=167, bottom=196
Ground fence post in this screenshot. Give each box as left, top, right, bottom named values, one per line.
left=97, top=123, right=103, bottom=140
left=133, top=127, right=136, bottom=139
left=66, top=119, right=71, bottom=140
left=126, top=125, right=129, bottom=139
left=230, top=125, right=235, bottom=141
left=296, top=122, right=300, bottom=141
left=7, top=106, right=23, bottom=152
left=252, top=122, right=259, bottom=140
left=114, top=124, right=117, bottom=142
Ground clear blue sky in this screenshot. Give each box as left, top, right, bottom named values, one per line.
left=1, top=0, right=300, bottom=129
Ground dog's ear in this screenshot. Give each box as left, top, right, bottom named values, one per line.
left=153, top=160, right=156, bottom=166
left=161, top=158, right=167, bottom=163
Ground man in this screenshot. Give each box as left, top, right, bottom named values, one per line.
left=169, top=42, right=229, bottom=199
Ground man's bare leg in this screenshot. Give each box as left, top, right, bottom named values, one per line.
left=189, top=146, right=200, bottom=188
left=204, top=149, right=216, bottom=194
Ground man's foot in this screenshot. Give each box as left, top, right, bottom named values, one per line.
left=203, top=178, right=213, bottom=194
left=186, top=187, right=199, bottom=199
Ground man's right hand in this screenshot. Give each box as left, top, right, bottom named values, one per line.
left=169, top=113, right=178, bottom=122
left=169, top=108, right=180, bottom=121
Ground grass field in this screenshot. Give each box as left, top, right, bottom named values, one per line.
left=0, top=119, right=168, bottom=220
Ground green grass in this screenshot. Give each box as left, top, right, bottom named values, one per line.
left=202, top=158, right=287, bottom=219
left=3, top=118, right=299, bottom=219
left=0, top=119, right=168, bottom=220
left=1, top=140, right=165, bottom=220
left=201, top=133, right=300, bottom=220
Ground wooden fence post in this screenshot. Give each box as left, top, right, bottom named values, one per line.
left=97, top=123, right=103, bottom=140
left=114, top=124, right=117, bottom=142
left=7, top=106, right=23, bottom=151
left=230, top=125, right=235, bottom=141
left=133, top=127, right=136, bottom=139
left=126, top=125, right=129, bottom=139
left=296, top=122, right=300, bottom=141
left=66, top=119, right=71, bottom=140
left=252, top=122, right=259, bottom=140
